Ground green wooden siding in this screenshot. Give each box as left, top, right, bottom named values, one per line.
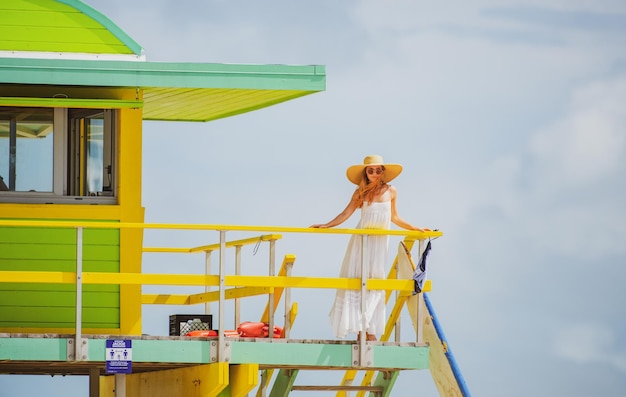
left=0, top=222, right=121, bottom=330
left=0, top=0, right=142, bottom=55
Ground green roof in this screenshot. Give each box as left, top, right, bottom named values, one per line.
left=0, top=0, right=142, bottom=57
left=0, top=58, right=326, bottom=122
left=0, top=0, right=326, bottom=122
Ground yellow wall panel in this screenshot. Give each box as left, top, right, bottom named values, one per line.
left=100, top=364, right=229, bottom=397
left=229, top=364, right=259, bottom=397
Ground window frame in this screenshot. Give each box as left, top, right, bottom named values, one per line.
left=0, top=106, right=118, bottom=205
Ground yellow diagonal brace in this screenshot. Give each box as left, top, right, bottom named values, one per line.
left=142, top=234, right=283, bottom=253
left=190, top=287, right=273, bottom=304
left=141, top=287, right=273, bottom=305
left=141, top=294, right=190, bottom=305
left=260, top=254, right=296, bottom=323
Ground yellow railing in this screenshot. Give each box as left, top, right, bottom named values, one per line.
left=0, top=219, right=442, bottom=360
left=0, top=221, right=438, bottom=293
left=142, top=233, right=286, bottom=337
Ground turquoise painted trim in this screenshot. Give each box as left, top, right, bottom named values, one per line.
left=0, top=338, right=68, bottom=361
left=1, top=337, right=430, bottom=371
left=90, top=339, right=213, bottom=364
left=372, top=344, right=430, bottom=369
left=231, top=341, right=355, bottom=367
left=230, top=341, right=429, bottom=369
left=55, top=0, right=144, bottom=55
left=0, top=338, right=213, bottom=363
left=0, top=58, right=326, bottom=91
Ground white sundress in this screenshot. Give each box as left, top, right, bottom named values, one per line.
left=329, top=200, right=391, bottom=338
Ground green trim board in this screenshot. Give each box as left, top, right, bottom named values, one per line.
left=0, top=290, right=119, bottom=307
left=0, top=58, right=326, bottom=90
left=0, top=0, right=143, bottom=55
left=0, top=260, right=119, bottom=273
left=0, top=336, right=431, bottom=371
left=0, top=58, right=326, bottom=122
left=0, top=243, right=119, bottom=261
left=0, top=226, right=119, bottom=245
left=231, top=341, right=355, bottom=367
left=230, top=341, right=430, bottom=370
left=0, top=97, right=143, bottom=109
left=0, top=306, right=120, bottom=326
left=0, top=337, right=69, bottom=361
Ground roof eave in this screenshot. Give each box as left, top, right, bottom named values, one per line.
left=0, top=57, right=326, bottom=91
left=0, top=57, right=326, bottom=122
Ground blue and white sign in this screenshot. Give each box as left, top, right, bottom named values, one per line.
left=105, top=339, right=132, bottom=374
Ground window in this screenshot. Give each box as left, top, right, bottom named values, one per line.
left=0, top=107, right=54, bottom=193
left=0, top=106, right=117, bottom=203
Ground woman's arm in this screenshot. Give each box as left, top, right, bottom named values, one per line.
left=389, top=186, right=428, bottom=232
left=310, top=189, right=360, bottom=228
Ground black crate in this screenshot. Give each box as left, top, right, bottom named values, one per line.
left=169, top=314, right=213, bottom=336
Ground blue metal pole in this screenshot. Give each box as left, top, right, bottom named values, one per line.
left=424, top=293, right=472, bottom=397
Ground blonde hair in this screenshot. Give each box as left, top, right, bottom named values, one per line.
left=355, top=166, right=387, bottom=208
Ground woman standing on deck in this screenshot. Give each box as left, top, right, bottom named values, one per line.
left=310, top=154, right=428, bottom=341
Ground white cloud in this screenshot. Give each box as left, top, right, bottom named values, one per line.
left=14, top=1, right=625, bottom=396
left=530, top=75, right=626, bottom=187
left=555, top=323, right=626, bottom=373
left=520, top=0, right=626, bottom=13
left=471, top=75, right=626, bottom=260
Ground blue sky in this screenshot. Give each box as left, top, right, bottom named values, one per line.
left=3, top=0, right=626, bottom=396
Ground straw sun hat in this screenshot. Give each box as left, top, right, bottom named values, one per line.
left=346, top=154, right=403, bottom=185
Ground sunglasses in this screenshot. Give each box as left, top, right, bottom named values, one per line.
left=366, top=167, right=383, bottom=175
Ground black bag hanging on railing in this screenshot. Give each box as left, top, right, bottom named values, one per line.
left=413, top=240, right=432, bottom=294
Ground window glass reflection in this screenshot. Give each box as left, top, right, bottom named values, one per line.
left=86, top=116, right=104, bottom=195
left=0, top=107, right=54, bottom=192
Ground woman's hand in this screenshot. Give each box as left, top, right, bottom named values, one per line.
left=310, top=224, right=328, bottom=228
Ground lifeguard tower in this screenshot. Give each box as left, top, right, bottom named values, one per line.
left=0, top=1, right=468, bottom=396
